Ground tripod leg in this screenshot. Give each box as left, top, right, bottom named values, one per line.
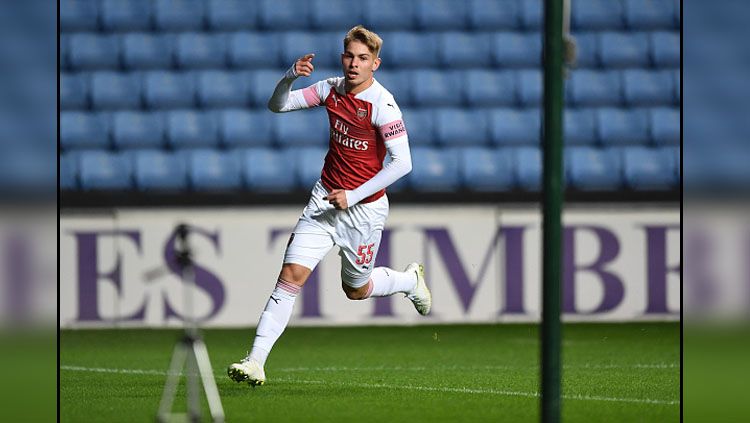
left=157, top=342, right=187, bottom=422
left=193, top=339, right=225, bottom=422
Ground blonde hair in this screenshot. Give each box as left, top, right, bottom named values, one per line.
left=343, top=25, right=383, bottom=58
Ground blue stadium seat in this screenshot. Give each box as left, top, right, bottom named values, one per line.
left=381, top=32, right=439, bottom=68
left=281, top=32, right=335, bottom=69
left=311, top=0, right=363, bottom=30
left=187, top=149, right=242, bottom=190
left=489, top=108, right=540, bottom=146
left=143, top=71, right=196, bottom=109
left=567, top=70, right=622, bottom=106
left=517, top=70, right=542, bottom=106
left=196, top=71, right=250, bottom=108
left=166, top=111, right=218, bottom=149
left=492, top=32, right=541, bottom=67
left=440, top=33, right=492, bottom=68
left=400, top=109, right=434, bottom=146
left=132, top=150, right=188, bottom=190
left=61, top=112, right=110, bottom=150
left=241, top=148, right=296, bottom=191
left=61, top=34, right=71, bottom=70
left=622, top=146, right=677, bottom=190
left=112, top=111, right=165, bottom=150
left=597, top=108, right=650, bottom=146
left=464, top=70, right=516, bottom=107
left=207, top=0, right=258, bottom=30
left=60, top=153, right=77, bottom=190
left=249, top=69, right=284, bottom=107
left=460, top=147, right=514, bottom=191
left=260, top=0, right=309, bottom=30
left=294, top=147, right=328, bottom=189
left=374, top=71, right=411, bottom=106
left=175, top=33, right=227, bottom=69
left=468, top=0, right=520, bottom=30
left=650, top=31, right=679, bottom=67
left=416, top=0, right=468, bottom=30
left=673, top=70, right=680, bottom=103
left=519, top=0, right=542, bottom=29
left=409, top=147, right=460, bottom=192
left=622, top=70, right=674, bottom=105
left=154, top=0, right=205, bottom=30
left=68, top=34, right=120, bottom=69
left=566, top=147, right=623, bottom=190
left=219, top=109, right=273, bottom=148
left=624, top=0, right=676, bottom=29
left=100, top=0, right=152, bottom=31
left=571, top=32, right=599, bottom=68
left=599, top=32, right=650, bottom=67
left=78, top=150, right=133, bottom=190
left=564, top=109, right=597, bottom=145
left=61, top=0, right=99, bottom=31
left=228, top=32, right=280, bottom=68
left=572, top=0, right=625, bottom=30
left=649, top=107, right=679, bottom=145
left=90, top=72, right=142, bottom=109
left=61, top=73, right=88, bottom=109
left=272, top=110, right=330, bottom=147
left=363, top=0, right=415, bottom=30
left=513, top=147, right=541, bottom=191
left=435, top=109, right=488, bottom=146
left=410, top=70, right=462, bottom=107
left=121, top=33, right=175, bottom=70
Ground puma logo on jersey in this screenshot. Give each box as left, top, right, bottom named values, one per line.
left=387, top=103, right=395, bottom=108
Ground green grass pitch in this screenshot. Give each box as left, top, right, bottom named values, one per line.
left=60, top=323, right=679, bottom=422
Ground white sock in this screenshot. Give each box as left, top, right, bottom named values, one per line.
left=365, top=267, right=417, bottom=298
left=249, top=278, right=300, bottom=366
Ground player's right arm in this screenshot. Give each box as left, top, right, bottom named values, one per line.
left=267, top=54, right=325, bottom=113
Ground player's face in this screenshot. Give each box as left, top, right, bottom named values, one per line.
left=341, top=40, right=381, bottom=89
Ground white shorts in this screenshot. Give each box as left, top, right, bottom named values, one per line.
left=284, top=180, right=389, bottom=288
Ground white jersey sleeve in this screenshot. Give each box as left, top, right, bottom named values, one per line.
left=267, top=65, right=329, bottom=113
left=372, top=93, right=408, bottom=148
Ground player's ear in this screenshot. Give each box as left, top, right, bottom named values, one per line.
left=373, top=57, right=381, bottom=72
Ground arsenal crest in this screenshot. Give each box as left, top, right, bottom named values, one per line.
left=356, top=107, right=368, bottom=119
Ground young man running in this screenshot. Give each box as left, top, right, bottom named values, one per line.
left=228, top=25, right=431, bottom=387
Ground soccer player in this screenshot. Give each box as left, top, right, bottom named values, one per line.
left=227, top=25, right=432, bottom=387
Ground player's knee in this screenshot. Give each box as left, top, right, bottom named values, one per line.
left=279, top=263, right=311, bottom=286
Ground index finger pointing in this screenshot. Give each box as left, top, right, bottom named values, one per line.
left=300, top=53, right=315, bottom=62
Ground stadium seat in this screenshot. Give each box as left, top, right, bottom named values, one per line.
left=489, top=108, right=540, bottom=146
left=597, top=108, right=650, bottom=145
left=513, top=147, right=541, bottom=191
left=78, top=150, right=133, bottom=190
left=673, top=70, right=680, bottom=103
left=272, top=109, right=330, bottom=147
left=154, top=0, right=205, bottom=30
left=410, top=70, right=462, bottom=107
left=260, top=0, right=309, bottom=30
left=460, top=147, right=514, bottom=191
left=100, top=0, right=152, bottom=31
left=468, top=0, right=520, bottom=30
left=416, top=0, right=468, bottom=30
left=622, top=70, right=674, bottom=105
left=519, top=0, right=542, bottom=29
left=624, top=0, right=676, bottom=29
left=566, top=147, right=623, bottom=190
left=517, top=70, right=542, bottom=106
left=68, top=34, right=120, bottom=69
left=143, top=71, right=196, bottom=109
left=228, top=32, right=281, bottom=69
left=598, top=32, right=650, bottom=67
left=61, top=73, right=88, bottom=109
left=219, top=109, right=273, bottom=148
left=112, top=111, right=165, bottom=150
left=564, top=109, right=597, bottom=145
left=61, top=34, right=71, bottom=70
left=60, top=153, right=77, bottom=190
left=435, top=109, right=488, bottom=146
left=207, top=0, right=258, bottom=30
left=249, top=69, right=284, bottom=107
left=400, top=109, right=434, bottom=146
left=622, top=147, right=677, bottom=190
left=649, top=107, right=679, bottom=145
left=310, top=0, right=363, bottom=30
left=294, top=147, right=328, bottom=189
left=187, top=149, right=242, bottom=190
left=363, top=0, right=416, bottom=30
left=491, top=33, right=541, bottom=67
left=374, top=70, right=411, bottom=106
left=572, top=0, right=625, bottom=30
left=464, top=70, right=516, bottom=107
left=571, top=32, right=599, bottom=68
left=380, top=32, right=439, bottom=68
left=121, top=33, right=175, bottom=70
left=440, top=33, right=492, bottom=68
left=567, top=70, right=622, bottom=106
left=61, top=112, right=110, bottom=150
left=175, top=33, right=227, bottom=69
left=90, top=72, right=142, bottom=110
left=650, top=31, right=679, bottom=67
left=196, top=71, right=250, bottom=108
left=166, top=111, right=218, bottom=149
left=241, top=148, right=296, bottom=191
left=61, top=0, right=99, bottom=31
left=409, top=147, right=460, bottom=192
left=132, top=150, right=188, bottom=190
left=281, top=32, right=335, bottom=69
